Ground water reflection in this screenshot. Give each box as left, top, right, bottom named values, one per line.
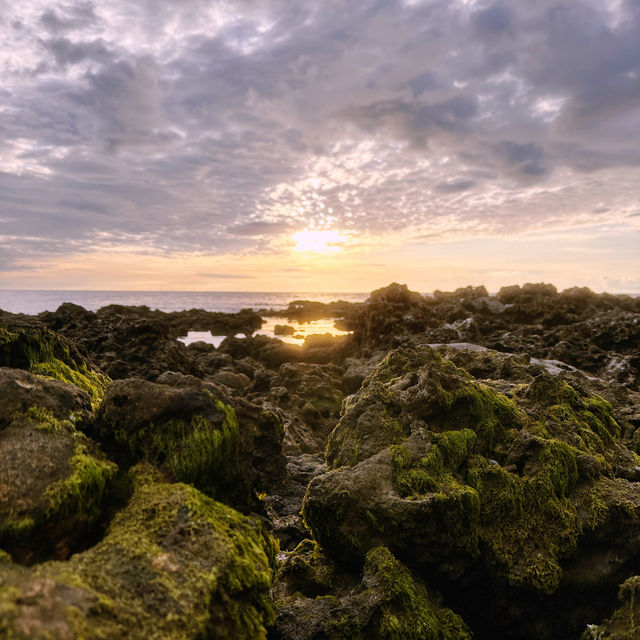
left=177, top=316, right=350, bottom=348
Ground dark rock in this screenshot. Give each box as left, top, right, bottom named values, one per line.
left=0, top=473, right=275, bottom=640
left=271, top=542, right=471, bottom=640
left=274, top=324, right=296, bottom=336
left=0, top=369, right=116, bottom=563
left=94, top=375, right=286, bottom=511
left=304, top=344, right=640, bottom=640
left=0, top=322, right=110, bottom=407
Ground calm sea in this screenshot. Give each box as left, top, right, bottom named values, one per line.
left=0, top=290, right=369, bottom=316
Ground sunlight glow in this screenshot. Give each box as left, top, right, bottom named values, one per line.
left=292, top=229, right=346, bottom=253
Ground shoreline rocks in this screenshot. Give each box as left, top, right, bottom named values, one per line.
left=1, top=281, right=639, bottom=639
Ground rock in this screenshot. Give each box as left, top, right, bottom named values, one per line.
left=0, top=322, right=110, bottom=407
left=262, top=453, right=326, bottom=550
left=94, top=375, right=286, bottom=511
left=272, top=542, right=471, bottom=640
left=94, top=377, right=243, bottom=504
left=274, top=324, right=296, bottom=336
left=581, top=576, right=640, bottom=639
left=342, top=352, right=387, bottom=395
left=350, top=283, right=431, bottom=350
left=0, top=369, right=116, bottom=563
left=0, top=474, right=275, bottom=640
left=303, top=344, right=640, bottom=639
left=212, top=370, right=252, bottom=390
left=252, top=362, right=345, bottom=454
left=220, top=335, right=302, bottom=369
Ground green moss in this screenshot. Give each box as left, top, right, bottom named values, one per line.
left=361, top=546, right=472, bottom=640
left=0, top=482, right=276, bottom=640
left=43, top=441, right=118, bottom=524
left=32, top=360, right=108, bottom=410
left=113, top=398, right=239, bottom=500
left=0, top=324, right=109, bottom=408
left=0, top=516, right=36, bottom=538
left=583, top=576, right=640, bottom=640
left=276, top=539, right=335, bottom=594
left=327, top=347, right=523, bottom=470
left=467, top=448, right=582, bottom=594
left=390, top=429, right=476, bottom=498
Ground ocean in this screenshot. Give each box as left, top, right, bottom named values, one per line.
left=0, top=290, right=369, bottom=316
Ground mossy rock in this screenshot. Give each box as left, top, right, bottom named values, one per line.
left=273, top=544, right=470, bottom=640
left=581, top=576, right=640, bottom=639
left=0, top=323, right=109, bottom=407
left=326, top=346, right=523, bottom=469
left=0, top=476, right=275, bottom=639
left=0, top=393, right=117, bottom=563
left=94, top=378, right=243, bottom=504
left=304, top=345, right=640, bottom=639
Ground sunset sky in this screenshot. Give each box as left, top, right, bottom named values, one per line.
left=1, top=0, right=639, bottom=292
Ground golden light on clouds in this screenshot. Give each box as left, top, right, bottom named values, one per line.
left=292, top=229, right=347, bottom=253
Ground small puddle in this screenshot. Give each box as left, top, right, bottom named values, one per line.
left=178, top=317, right=350, bottom=347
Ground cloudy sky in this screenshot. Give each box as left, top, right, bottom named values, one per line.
left=1, top=0, right=639, bottom=292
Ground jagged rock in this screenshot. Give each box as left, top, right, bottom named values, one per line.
left=0, top=323, right=109, bottom=407
left=271, top=542, right=470, bottom=640
left=94, top=375, right=285, bottom=511
left=303, top=344, right=640, bottom=639
left=262, top=453, right=326, bottom=550
left=0, top=474, right=275, bottom=640
left=0, top=369, right=116, bottom=563
left=350, top=282, right=431, bottom=350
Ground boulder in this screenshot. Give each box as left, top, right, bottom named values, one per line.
left=0, top=323, right=109, bottom=407
left=272, top=541, right=470, bottom=640
left=0, top=369, right=116, bottom=563
left=0, top=473, right=275, bottom=640
left=94, top=375, right=285, bottom=510
left=303, top=344, right=640, bottom=639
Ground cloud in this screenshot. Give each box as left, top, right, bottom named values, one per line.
left=227, top=222, right=292, bottom=236
left=0, top=0, right=638, bottom=276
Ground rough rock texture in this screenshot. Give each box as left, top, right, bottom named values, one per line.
left=271, top=541, right=471, bottom=640
left=0, top=323, right=109, bottom=407
left=304, top=344, right=640, bottom=639
left=0, top=473, right=275, bottom=640
left=347, top=282, right=640, bottom=391
left=253, top=362, right=345, bottom=454
left=0, top=369, right=116, bottom=563
left=2, top=283, right=639, bottom=639
left=94, top=374, right=286, bottom=511
left=581, top=575, right=640, bottom=639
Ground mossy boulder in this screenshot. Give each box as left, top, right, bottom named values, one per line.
left=94, top=378, right=240, bottom=501
left=94, top=375, right=286, bottom=510
left=272, top=542, right=470, bottom=640
left=0, top=322, right=109, bottom=407
left=0, top=369, right=117, bottom=563
left=0, top=475, right=275, bottom=639
left=303, top=345, right=640, bottom=639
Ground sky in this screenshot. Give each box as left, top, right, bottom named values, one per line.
left=1, top=0, right=639, bottom=293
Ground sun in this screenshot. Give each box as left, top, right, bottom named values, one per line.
left=292, top=229, right=346, bottom=253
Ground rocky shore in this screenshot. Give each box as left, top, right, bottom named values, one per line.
left=1, top=282, right=639, bottom=639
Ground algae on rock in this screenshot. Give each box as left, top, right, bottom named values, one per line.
left=0, top=476, right=275, bottom=640
left=0, top=323, right=109, bottom=407
left=304, top=344, right=640, bottom=639
left=0, top=387, right=117, bottom=562
left=272, top=542, right=470, bottom=640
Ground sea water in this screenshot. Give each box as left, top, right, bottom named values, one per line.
left=0, top=290, right=368, bottom=315
left=0, top=290, right=369, bottom=346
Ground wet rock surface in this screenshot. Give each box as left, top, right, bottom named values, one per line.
left=1, top=281, right=639, bottom=639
